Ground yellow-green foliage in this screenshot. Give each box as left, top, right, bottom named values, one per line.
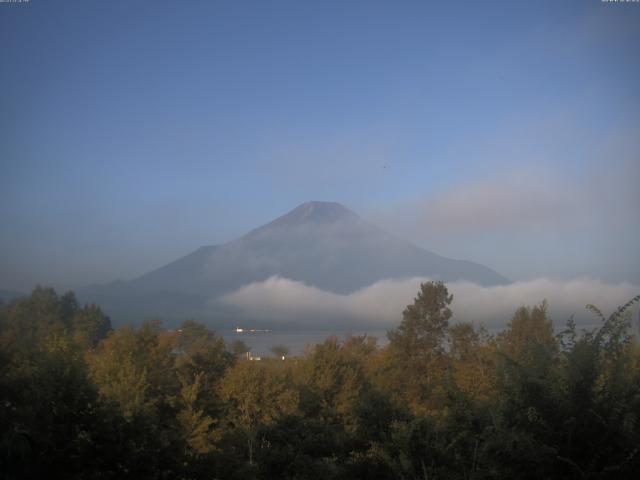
left=1, top=284, right=639, bottom=479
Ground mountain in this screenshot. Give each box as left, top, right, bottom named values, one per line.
left=78, top=201, right=508, bottom=325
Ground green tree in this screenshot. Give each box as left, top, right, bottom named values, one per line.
left=87, top=326, right=156, bottom=419
left=479, top=298, right=640, bottom=479
left=175, top=319, right=232, bottom=419
left=221, top=360, right=299, bottom=465
left=0, top=287, right=67, bottom=352
left=387, top=281, right=453, bottom=362
left=176, top=320, right=231, bottom=376
left=448, top=322, right=497, bottom=403
left=176, top=371, right=220, bottom=455
left=497, top=301, right=555, bottom=360
left=87, top=321, right=177, bottom=420
left=0, top=336, right=130, bottom=479
left=71, top=303, right=111, bottom=348
left=382, top=281, right=453, bottom=415
left=0, top=288, right=110, bottom=353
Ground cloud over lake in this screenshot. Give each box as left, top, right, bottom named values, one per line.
left=220, top=276, right=639, bottom=329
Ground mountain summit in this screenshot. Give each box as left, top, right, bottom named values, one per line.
left=79, top=202, right=508, bottom=325
left=264, top=201, right=359, bottom=228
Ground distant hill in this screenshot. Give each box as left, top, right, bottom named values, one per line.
left=78, top=201, right=508, bottom=326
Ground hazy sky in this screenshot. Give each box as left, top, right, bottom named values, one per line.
left=1, top=0, right=639, bottom=292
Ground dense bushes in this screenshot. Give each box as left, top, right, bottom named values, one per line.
left=1, top=284, right=639, bottom=479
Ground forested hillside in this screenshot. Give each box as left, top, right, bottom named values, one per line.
left=1, top=283, right=639, bottom=479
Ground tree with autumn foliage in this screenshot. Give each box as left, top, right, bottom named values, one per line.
left=2, top=284, right=640, bottom=479
left=380, top=281, right=453, bottom=415
left=221, top=359, right=299, bottom=466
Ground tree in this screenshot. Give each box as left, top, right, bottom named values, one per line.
left=175, top=319, right=231, bottom=381
left=0, top=335, right=130, bottom=479
left=0, top=288, right=111, bottom=353
left=86, top=326, right=156, bottom=420
left=387, top=281, right=453, bottom=362
left=87, top=321, right=177, bottom=420
left=298, top=337, right=367, bottom=429
left=230, top=339, right=250, bottom=358
left=176, top=371, right=220, bottom=455
left=381, top=281, right=453, bottom=415
left=221, top=361, right=299, bottom=465
left=497, top=301, right=555, bottom=360
left=448, top=322, right=497, bottom=403
left=270, top=344, right=289, bottom=359
left=0, top=287, right=66, bottom=352
left=71, top=303, right=111, bottom=348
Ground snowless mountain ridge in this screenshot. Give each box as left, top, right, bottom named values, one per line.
left=78, top=201, right=508, bottom=325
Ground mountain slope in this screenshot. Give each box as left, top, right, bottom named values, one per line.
left=78, top=201, right=508, bottom=324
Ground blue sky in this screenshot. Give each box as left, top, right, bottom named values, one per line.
left=1, top=0, right=639, bottom=291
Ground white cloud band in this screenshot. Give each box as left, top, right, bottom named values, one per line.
left=219, top=276, right=639, bottom=330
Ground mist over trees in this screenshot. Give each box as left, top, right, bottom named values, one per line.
left=1, top=283, right=639, bottom=479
